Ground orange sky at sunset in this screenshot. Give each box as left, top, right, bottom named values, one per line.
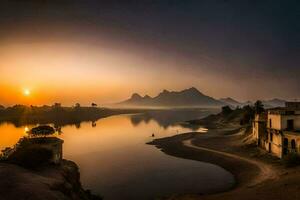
left=1, top=36, right=299, bottom=107
left=0, top=40, right=214, bottom=106
left=0, top=38, right=298, bottom=106
left=0, top=0, right=299, bottom=107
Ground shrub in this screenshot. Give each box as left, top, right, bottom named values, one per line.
left=221, top=106, right=233, bottom=115
left=29, top=125, right=55, bottom=136
left=8, top=145, right=53, bottom=169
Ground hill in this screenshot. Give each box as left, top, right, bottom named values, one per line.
left=262, top=98, right=286, bottom=108
left=117, top=87, right=225, bottom=107
left=219, top=97, right=242, bottom=107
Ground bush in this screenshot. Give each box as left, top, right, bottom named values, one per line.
left=221, top=106, right=233, bottom=115
left=283, top=153, right=300, bottom=167
left=29, top=125, right=55, bottom=136
left=8, top=145, right=53, bottom=169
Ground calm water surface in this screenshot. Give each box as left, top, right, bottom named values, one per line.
left=0, top=110, right=235, bottom=200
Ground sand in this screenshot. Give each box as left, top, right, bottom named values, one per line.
left=149, top=123, right=300, bottom=200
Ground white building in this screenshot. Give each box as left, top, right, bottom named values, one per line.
left=253, top=102, right=300, bottom=158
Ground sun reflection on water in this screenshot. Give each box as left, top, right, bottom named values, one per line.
left=24, top=127, right=29, bottom=133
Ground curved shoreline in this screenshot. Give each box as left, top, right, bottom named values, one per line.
left=148, top=132, right=260, bottom=190
left=148, top=129, right=288, bottom=200
left=183, top=139, right=277, bottom=187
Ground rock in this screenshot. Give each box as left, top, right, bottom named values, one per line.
left=0, top=160, right=101, bottom=200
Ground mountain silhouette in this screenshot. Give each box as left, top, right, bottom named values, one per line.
left=117, top=87, right=224, bottom=107
left=219, top=97, right=242, bottom=107
left=219, top=97, right=286, bottom=108
left=262, top=98, right=286, bottom=108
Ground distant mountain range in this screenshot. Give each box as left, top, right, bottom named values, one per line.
left=262, top=99, right=286, bottom=108
left=219, top=97, right=242, bottom=107
left=219, top=97, right=286, bottom=108
left=116, top=87, right=286, bottom=108
left=117, top=87, right=224, bottom=107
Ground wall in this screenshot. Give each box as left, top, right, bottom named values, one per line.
left=281, top=115, right=300, bottom=130
left=268, top=131, right=282, bottom=158
left=253, top=114, right=266, bottom=143
left=283, top=133, right=300, bottom=154
left=268, top=114, right=300, bottom=131
left=252, top=121, right=259, bottom=140
left=267, top=114, right=282, bottom=130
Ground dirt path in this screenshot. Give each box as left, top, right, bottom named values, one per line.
left=183, top=139, right=278, bottom=187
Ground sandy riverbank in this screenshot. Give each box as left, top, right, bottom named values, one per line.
left=148, top=124, right=300, bottom=200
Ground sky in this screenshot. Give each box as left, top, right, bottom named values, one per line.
left=0, top=0, right=299, bottom=106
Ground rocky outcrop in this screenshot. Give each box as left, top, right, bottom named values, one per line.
left=0, top=160, right=101, bottom=200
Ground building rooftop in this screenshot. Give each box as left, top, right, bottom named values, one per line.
left=267, top=102, right=300, bottom=115
left=286, top=102, right=300, bottom=110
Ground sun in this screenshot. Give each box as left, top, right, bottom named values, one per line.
left=23, top=89, right=31, bottom=96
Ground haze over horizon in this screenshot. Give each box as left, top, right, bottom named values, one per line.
left=0, top=0, right=299, bottom=106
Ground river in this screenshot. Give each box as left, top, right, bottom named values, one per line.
left=0, top=109, right=234, bottom=200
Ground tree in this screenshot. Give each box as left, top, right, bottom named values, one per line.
left=74, top=103, right=81, bottom=112
left=53, top=103, right=61, bottom=108
left=240, top=105, right=255, bottom=125
left=52, top=103, right=63, bottom=113
left=75, top=103, right=81, bottom=108
left=28, top=125, right=55, bottom=137
left=221, top=106, right=233, bottom=115
left=254, top=100, right=264, bottom=114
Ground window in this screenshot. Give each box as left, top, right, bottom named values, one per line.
left=287, top=120, right=294, bottom=130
